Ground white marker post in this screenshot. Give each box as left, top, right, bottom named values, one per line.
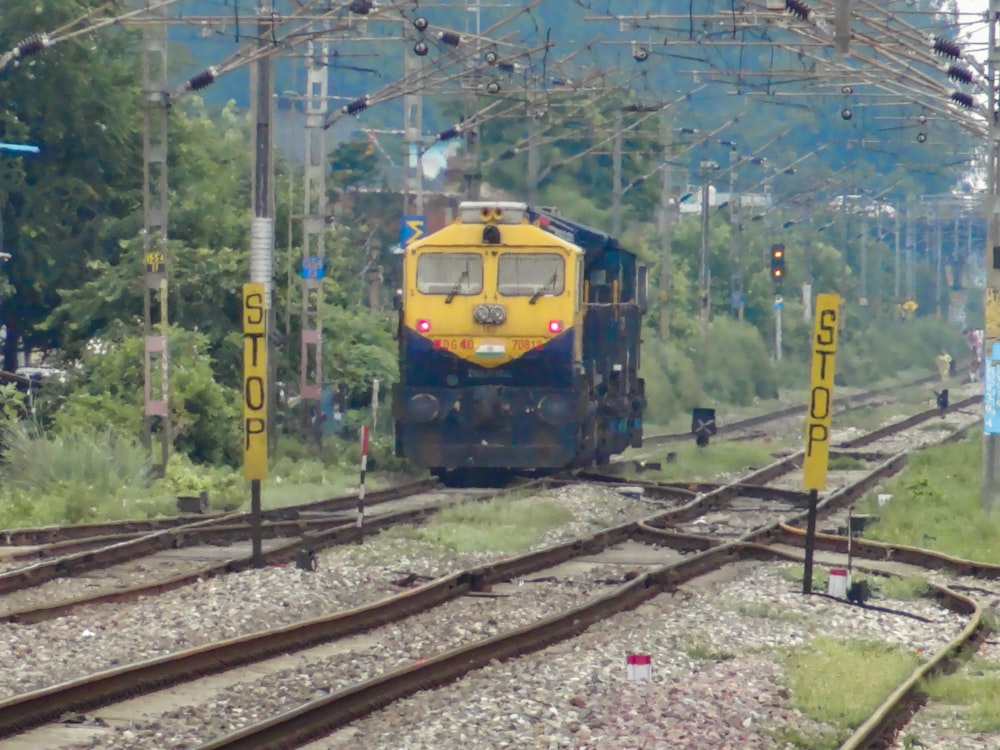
left=626, top=654, right=652, bottom=682
left=357, top=425, right=369, bottom=544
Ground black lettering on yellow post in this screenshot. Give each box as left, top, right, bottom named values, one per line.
left=243, top=284, right=268, bottom=479
left=803, top=294, right=840, bottom=490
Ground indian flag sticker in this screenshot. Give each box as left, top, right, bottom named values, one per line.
left=475, top=339, right=506, bottom=358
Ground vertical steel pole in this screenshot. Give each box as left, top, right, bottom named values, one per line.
left=658, top=115, right=673, bottom=339
left=403, top=30, right=425, bottom=216
left=526, top=87, right=540, bottom=205
left=893, top=204, right=901, bottom=300
left=141, top=4, right=170, bottom=475
left=612, top=111, right=623, bottom=237
left=983, top=1, right=1000, bottom=513
left=699, top=162, right=710, bottom=339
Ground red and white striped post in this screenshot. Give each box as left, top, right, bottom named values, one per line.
left=357, top=425, right=369, bottom=543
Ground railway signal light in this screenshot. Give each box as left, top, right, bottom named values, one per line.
left=770, top=245, right=786, bottom=288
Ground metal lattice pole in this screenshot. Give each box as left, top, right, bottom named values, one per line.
left=983, top=0, right=1000, bottom=512
left=141, top=5, right=170, bottom=475
left=403, top=31, right=425, bottom=218
left=300, top=37, right=328, bottom=419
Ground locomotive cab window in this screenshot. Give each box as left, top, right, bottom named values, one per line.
left=416, top=253, right=483, bottom=296
left=498, top=253, right=565, bottom=299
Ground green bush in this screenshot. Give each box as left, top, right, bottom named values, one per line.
left=694, top=317, right=779, bottom=404
left=640, top=339, right=704, bottom=426
left=0, top=423, right=163, bottom=525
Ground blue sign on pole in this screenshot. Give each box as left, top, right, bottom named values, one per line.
left=0, top=142, right=40, bottom=154
left=985, top=343, right=1000, bottom=435
left=400, top=215, right=426, bottom=248
left=773, top=297, right=784, bottom=311
left=301, top=255, right=325, bottom=280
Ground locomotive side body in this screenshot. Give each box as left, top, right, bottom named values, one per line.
left=393, top=201, right=645, bottom=474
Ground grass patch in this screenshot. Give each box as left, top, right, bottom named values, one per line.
left=922, top=660, right=1000, bottom=733
left=872, top=574, right=930, bottom=601
left=828, top=455, right=866, bottom=470
left=630, top=441, right=781, bottom=482
left=784, top=637, right=920, bottom=731
left=780, top=564, right=830, bottom=592
left=384, top=496, right=574, bottom=553
left=682, top=631, right=737, bottom=661
left=854, top=434, right=1000, bottom=563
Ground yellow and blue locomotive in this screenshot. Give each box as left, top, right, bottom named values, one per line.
left=392, top=201, right=646, bottom=482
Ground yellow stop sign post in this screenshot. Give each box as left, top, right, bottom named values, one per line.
left=802, top=293, right=840, bottom=594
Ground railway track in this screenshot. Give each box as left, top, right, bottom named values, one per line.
left=643, top=371, right=951, bottom=446
left=0, top=398, right=984, bottom=749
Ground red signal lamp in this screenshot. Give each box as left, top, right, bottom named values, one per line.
left=416, top=319, right=431, bottom=333
left=548, top=320, right=563, bottom=334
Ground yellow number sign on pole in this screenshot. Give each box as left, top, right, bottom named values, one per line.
left=243, top=283, right=268, bottom=480
left=803, top=293, right=840, bottom=491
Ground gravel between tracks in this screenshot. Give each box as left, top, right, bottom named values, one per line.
left=64, top=562, right=965, bottom=750
left=0, top=483, right=657, bottom=700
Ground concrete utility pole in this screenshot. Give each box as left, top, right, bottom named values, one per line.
left=526, top=85, right=541, bottom=205
left=658, top=113, right=673, bottom=339
left=893, top=205, right=901, bottom=300
left=985, top=0, right=1000, bottom=513
left=612, top=111, right=623, bottom=237
left=299, top=36, right=328, bottom=421
left=141, top=3, right=170, bottom=475
left=905, top=197, right=916, bottom=301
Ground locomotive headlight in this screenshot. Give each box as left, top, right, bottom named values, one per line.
left=548, top=320, right=563, bottom=334
left=407, top=393, right=439, bottom=422
left=416, top=319, right=431, bottom=333
left=488, top=305, right=506, bottom=324
left=473, top=304, right=491, bottom=324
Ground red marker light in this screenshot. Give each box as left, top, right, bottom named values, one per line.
left=417, top=319, right=431, bottom=333
left=774, top=269, right=783, bottom=278
left=548, top=320, right=563, bottom=334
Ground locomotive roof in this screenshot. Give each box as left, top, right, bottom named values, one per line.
left=526, top=206, right=629, bottom=258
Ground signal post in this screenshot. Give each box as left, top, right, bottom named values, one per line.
left=770, top=245, right=786, bottom=361
left=801, top=293, right=840, bottom=594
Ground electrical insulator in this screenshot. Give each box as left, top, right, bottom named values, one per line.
left=933, top=36, right=962, bottom=59
left=438, top=31, right=461, bottom=47
left=437, top=126, right=461, bottom=141
left=785, top=0, right=811, bottom=21
left=14, top=34, right=50, bottom=59
left=342, top=95, right=371, bottom=115
left=486, top=81, right=501, bottom=94
left=484, top=50, right=499, bottom=65
left=916, top=133, right=927, bottom=143
left=348, top=0, right=372, bottom=14
left=841, top=85, right=853, bottom=95
left=946, top=64, right=973, bottom=84
left=186, top=66, right=219, bottom=92
left=841, top=108, right=853, bottom=120
left=413, top=41, right=429, bottom=56
left=413, top=17, right=429, bottom=32
left=950, top=92, right=975, bottom=109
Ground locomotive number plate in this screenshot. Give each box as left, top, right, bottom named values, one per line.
left=432, top=338, right=475, bottom=351
left=511, top=338, right=545, bottom=351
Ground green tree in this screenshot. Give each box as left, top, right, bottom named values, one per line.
left=0, top=1, right=142, bottom=370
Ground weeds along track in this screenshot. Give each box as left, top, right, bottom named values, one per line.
left=643, top=372, right=949, bottom=446
left=0, top=405, right=984, bottom=749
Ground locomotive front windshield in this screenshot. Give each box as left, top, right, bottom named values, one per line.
left=416, top=253, right=484, bottom=296
left=498, top=253, right=565, bottom=297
